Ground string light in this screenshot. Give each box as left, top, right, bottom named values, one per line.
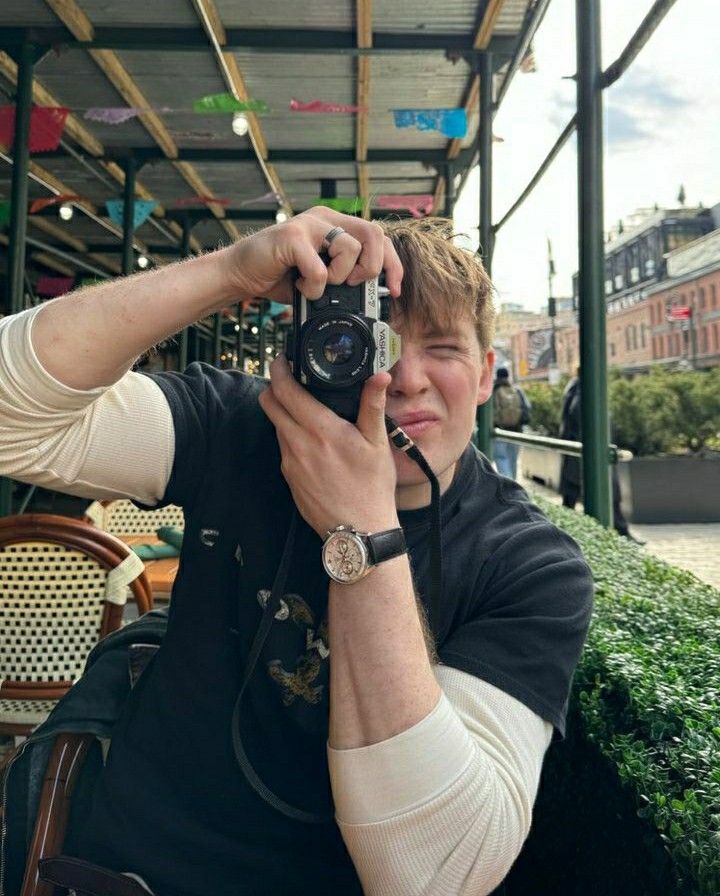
left=59, top=202, right=73, bottom=221
left=251, top=326, right=259, bottom=335
left=137, top=254, right=149, bottom=269
left=231, top=112, right=249, bottom=136
left=234, top=323, right=240, bottom=332
left=275, top=210, right=288, bottom=224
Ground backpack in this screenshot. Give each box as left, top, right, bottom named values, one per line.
left=494, top=382, right=523, bottom=429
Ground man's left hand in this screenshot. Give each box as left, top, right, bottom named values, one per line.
left=258, top=355, right=399, bottom=538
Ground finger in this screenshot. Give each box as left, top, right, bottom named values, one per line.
left=258, top=383, right=302, bottom=442
left=345, top=222, right=385, bottom=287
left=355, top=372, right=391, bottom=446
left=268, top=354, right=339, bottom=431
left=292, top=237, right=329, bottom=300
left=381, top=235, right=404, bottom=298
left=325, top=232, right=363, bottom=285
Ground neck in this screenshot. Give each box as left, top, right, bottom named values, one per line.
left=395, top=461, right=457, bottom=511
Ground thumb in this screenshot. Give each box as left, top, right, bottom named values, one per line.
left=356, top=373, right=391, bottom=445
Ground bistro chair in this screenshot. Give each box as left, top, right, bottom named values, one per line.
left=84, top=498, right=185, bottom=537
left=0, top=513, right=152, bottom=738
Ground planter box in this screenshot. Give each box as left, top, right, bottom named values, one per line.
left=617, top=455, right=720, bottom=523
left=519, top=445, right=562, bottom=490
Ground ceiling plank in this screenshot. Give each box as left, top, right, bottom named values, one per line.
left=355, top=0, right=372, bottom=218
left=29, top=215, right=88, bottom=253
left=30, top=252, right=75, bottom=276
left=44, top=0, right=233, bottom=244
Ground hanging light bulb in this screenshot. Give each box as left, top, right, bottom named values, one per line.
left=234, top=323, right=240, bottom=332
left=275, top=209, right=288, bottom=224
left=137, top=254, right=149, bottom=269
left=231, top=112, right=249, bottom=137
left=251, top=325, right=259, bottom=335
left=58, top=202, right=74, bottom=221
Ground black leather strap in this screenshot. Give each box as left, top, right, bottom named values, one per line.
left=366, top=527, right=407, bottom=566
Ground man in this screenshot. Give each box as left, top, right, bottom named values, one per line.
left=0, top=208, right=593, bottom=896
left=491, top=367, right=530, bottom=479
left=560, top=373, right=644, bottom=544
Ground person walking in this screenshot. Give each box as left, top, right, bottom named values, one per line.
left=492, top=367, right=530, bottom=479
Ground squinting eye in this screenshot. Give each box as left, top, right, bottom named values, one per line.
left=428, top=344, right=460, bottom=352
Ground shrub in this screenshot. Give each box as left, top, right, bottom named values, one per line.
left=522, top=499, right=720, bottom=894
left=523, top=381, right=565, bottom=437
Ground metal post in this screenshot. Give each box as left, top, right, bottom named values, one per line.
left=444, top=163, right=456, bottom=218
left=8, top=43, right=35, bottom=315
left=179, top=216, right=191, bottom=370
left=576, top=0, right=611, bottom=526
left=257, top=301, right=268, bottom=376
left=236, top=304, right=245, bottom=370
left=213, top=313, right=223, bottom=366
left=476, top=51, right=494, bottom=458
left=122, top=157, right=136, bottom=276
left=2, top=43, right=34, bottom=516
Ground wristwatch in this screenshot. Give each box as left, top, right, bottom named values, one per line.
left=322, top=524, right=407, bottom=584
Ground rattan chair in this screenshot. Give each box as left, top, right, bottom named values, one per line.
left=84, top=498, right=184, bottom=537
left=0, top=513, right=152, bottom=737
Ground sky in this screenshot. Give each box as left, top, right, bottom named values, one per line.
left=453, top=0, right=720, bottom=312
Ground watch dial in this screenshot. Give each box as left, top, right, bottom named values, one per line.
left=323, top=533, right=367, bottom=583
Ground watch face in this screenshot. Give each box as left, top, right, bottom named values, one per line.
left=322, top=531, right=369, bottom=584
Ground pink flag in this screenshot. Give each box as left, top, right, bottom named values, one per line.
left=377, top=194, right=434, bottom=218
left=36, top=276, right=74, bottom=297
left=289, top=98, right=365, bottom=114
left=175, top=195, right=230, bottom=207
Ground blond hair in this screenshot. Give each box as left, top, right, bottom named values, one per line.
left=380, top=217, right=495, bottom=353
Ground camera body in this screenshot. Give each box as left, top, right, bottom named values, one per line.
left=289, top=265, right=401, bottom=421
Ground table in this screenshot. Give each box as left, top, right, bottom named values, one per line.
left=119, top=535, right=179, bottom=602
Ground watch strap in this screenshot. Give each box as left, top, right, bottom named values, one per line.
left=366, top=527, right=407, bottom=566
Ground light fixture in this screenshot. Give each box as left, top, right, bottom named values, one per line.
left=231, top=112, right=249, bottom=137
left=137, top=254, right=149, bottom=269
left=265, top=346, right=273, bottom=355
left=234, top=323, right=240, bottom=332
left=251, top=325, right=259, bottom=335
left=59, top=202, right=73, bottom=221
left=275, top=209, right=288, bottom=224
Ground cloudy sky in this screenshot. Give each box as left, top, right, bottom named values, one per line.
left=454, top=0, right=720, bottom=312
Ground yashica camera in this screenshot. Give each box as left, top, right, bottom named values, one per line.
left=289, top=259, right=401, bottom=421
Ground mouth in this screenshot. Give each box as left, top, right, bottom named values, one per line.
left=391, top=412, right=440, bottom=438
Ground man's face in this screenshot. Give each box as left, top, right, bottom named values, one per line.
left=386, top=315, right=493, bottom=504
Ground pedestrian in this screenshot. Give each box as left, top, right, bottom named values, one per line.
left=492, top=366, right=531, bottom=479
left=0, top=209, right=593, bottom=896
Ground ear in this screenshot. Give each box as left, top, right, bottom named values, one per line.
left=476, top=349, right=495, bottom=406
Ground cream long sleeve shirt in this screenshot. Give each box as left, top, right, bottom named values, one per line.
left=0, top=307, right=553, bottom=895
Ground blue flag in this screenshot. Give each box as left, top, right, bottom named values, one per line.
left=392, top=108, right=467, bottom=139
left=106, top=199, right=158, bottom=231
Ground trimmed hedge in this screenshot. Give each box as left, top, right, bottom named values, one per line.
left=509, top=499, right=720, bottom=895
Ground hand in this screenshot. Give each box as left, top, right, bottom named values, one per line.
left=258, top=355, right=399, bottom=538
left=220, top=206, right=403, bottom=304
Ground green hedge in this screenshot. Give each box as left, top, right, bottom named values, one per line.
left=522, top=368, right=720, bottom=456
left=510, top=499, right=720, bottom=894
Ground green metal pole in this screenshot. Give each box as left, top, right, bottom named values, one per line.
left=2, top=43, right=35, bottom=516
left=122, top=157, right=136, bottom=276
left=178, top=216, right=192, bottom=370
left=236, top=304, right=244, bottom=370
left=8, top=43, right=34, bottom=315
left=576, top=0, right=612, bottom=526
left=213, top=313, right=223, bottom=366
left=476, top=50, right=494, bottom=458
left=258, top=301, right=268, bottom=376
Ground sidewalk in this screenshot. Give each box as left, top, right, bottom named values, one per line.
left=519, top=474, right=720, bottom=591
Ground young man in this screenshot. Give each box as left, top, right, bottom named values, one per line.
left=491, top=366, right=531, bottom=479
left=0, top=208, right=593, bottom=896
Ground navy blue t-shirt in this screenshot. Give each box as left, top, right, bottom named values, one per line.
left=76, top=363, right=593, bottom=896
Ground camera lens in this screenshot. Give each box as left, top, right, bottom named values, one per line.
left=323, top=333, right=354, bottom=365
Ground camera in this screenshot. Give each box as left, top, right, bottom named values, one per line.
left=289, top=258, right=401, bottom=421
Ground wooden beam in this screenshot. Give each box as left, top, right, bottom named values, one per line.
left=474, top=0, right=506, bottom=49
left=87, top=253, right=122, bottom=274
left=30, top=252, right=75, bottom=276
left=29, top=215, right=87, bottom=253
left=356, top=0, right=372, bottom=218
left=357, top=162, right=370, bottom=220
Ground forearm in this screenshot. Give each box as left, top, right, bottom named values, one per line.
left=32, top=247, right=238, bottom=390
left=328, top=554, right=442, bottom=749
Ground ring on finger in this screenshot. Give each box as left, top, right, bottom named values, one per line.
left=322, top=226, right=345, bottom=249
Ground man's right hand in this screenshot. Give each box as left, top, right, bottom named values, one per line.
left=220, top=206, right=404, bottom=303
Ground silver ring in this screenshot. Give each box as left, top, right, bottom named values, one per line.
left=322, top=226, right=345, bottom=249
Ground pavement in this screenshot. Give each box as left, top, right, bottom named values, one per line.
left=518, top=474, right=720, bottom=591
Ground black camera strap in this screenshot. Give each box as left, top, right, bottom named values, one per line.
left=231, top=420, right=443, bottom=824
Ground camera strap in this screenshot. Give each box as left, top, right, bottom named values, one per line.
left=231, top=420, right=443, bottom=825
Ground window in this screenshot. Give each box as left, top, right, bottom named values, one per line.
left=714, top=323, right=719, bottom=351
left=609, top=342, right=616, bottom=357
left=712, top=284, right=717, bottom=308
left=640, top=324, right=647, bottom=348
left=699, top=287, right=705, bottom=310
left=700, top=327, right=707, bottom=354
left=645, top=257, right=655, bottom=277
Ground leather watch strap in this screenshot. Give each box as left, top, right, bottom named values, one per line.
left=366, top=527, right=407, bottom=566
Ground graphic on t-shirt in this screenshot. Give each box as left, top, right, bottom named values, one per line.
left=257, top=589, right=330, bottom=707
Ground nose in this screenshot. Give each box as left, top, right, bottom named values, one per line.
left=388, top=347, right=430, bottom=398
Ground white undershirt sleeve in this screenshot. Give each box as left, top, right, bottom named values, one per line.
left=328, top=664, right=553, bottom=896
left=0, top=306, right=175, bottom=505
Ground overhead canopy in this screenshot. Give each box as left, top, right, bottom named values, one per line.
left=0, top=0, right=542, bottom=280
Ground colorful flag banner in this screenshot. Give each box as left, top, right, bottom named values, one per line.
left=29, top=194, right=81, bottom=214
left=376, top=194, right=434, bottom=218
left=0, top=200, right=10, bottom=226
left=36, top=276, right=75, bottom=298
left=314, top=197, right=363, bottom=214
left=289, top=98, right=365, bottom=114
left=175, top=195, right=230, bottom=208
left=392, top=108, right=467, bottom=139
left=85, top=107, right=143, bottom=124
left=0, top=106, right=70, bottom=152
left=106, top=199, right=158, bottom=230
left=192, top=93, right=268, bottom=114
left=239, top=191, right=282, bottom=207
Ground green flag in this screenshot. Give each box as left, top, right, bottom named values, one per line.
left=192, top=93, right=269, bottom=114
left=315, top=197, right=363, bottom=214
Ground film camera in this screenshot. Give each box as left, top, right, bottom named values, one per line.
left=289, top=259, right=401, bottom=421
